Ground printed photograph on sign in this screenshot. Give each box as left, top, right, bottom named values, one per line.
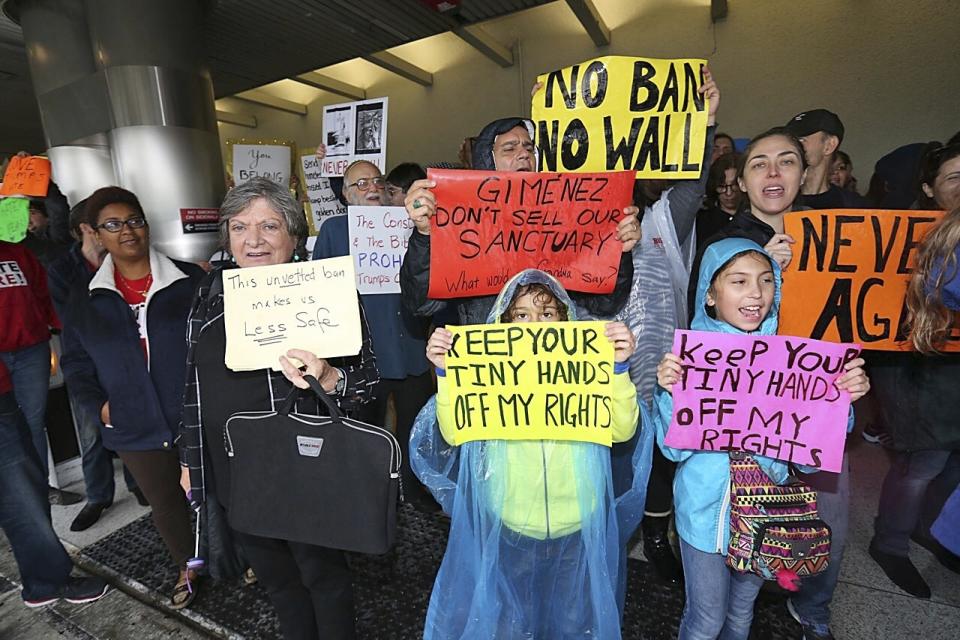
left=347, top=205, right=412, bottom=295
left=531, top=56, right=708, bottom=179
left=222, top=255, right=362, bottom=371
left=355, top=102, right=384, bottom=154
left=779, top=209, right=958, bottom=351
left=325, top=107, right=353, bottom=156
left=320, top=97, right=389, bottom=177
left=663, top=330, right=860, bottom=472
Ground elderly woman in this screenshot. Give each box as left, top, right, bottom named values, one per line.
left=178, top=177, right=377, bottom=640
left=59, top=186, right=205, bottom=608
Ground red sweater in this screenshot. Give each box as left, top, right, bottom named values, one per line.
left=0, top=361, right=10, bottom=394
left=0, top=241, right=60, bottom=352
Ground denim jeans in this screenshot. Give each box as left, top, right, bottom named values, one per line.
left=0, top=341, right=51, bottom=478
left=791, top=452, right=850, bottom=628
left=678, top=539, right=764, bottom=640
left=69, top=386, right=137, bottom=504
left=874, top=449, right=960, bottom=556
left=0, top=391, right=73, bottom=600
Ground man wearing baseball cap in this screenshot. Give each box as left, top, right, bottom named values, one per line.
left=785, top=108, right=866, bottom=209
left=782, top=114, right=861, bottom=640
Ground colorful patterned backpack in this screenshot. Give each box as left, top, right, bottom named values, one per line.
left=725, top=451, right=831, bottom=590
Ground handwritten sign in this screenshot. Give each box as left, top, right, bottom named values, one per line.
left=232, top=144, right=292, bottom=187
left=664, top=330, right=860, bottom=472
left=0, top=197, right=30, bottom=243
left=347, top=205, right=412, bottom=295
left=779, top=209, right=958, bottom=351
left=300, top=151, right=346, bottom=235
left=532, top=56, right=708, bottom=179
left=446, top=322, right=615, bottom=446
left=0, top=156, right=51, bottom=197
left=426, top=168, right=633, bottom=298
left=321, top=97, right=389, bottom=177
left=223, top=256, right=362, bottom=371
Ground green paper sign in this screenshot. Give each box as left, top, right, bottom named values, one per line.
left=0, top=197, right=29, bottom=243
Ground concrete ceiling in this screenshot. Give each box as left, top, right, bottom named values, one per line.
left=0, top=0, right=555, bottom=154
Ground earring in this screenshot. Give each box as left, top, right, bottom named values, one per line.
left=230, top=255, right=236, bottom=264
left=293, top=253, right=301, bottom=262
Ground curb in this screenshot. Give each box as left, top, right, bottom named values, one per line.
left=61, top=538, right=243, bottom=640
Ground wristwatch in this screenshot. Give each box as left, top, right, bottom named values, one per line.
left=333, top=368, right=346, bottom=395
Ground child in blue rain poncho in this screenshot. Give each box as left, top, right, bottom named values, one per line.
left=653, top=239, right=870, bottom=640
left=410, top=269, right=654, bottom=640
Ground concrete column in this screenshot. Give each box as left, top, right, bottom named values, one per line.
left=4, top=0, right=224, bottom=261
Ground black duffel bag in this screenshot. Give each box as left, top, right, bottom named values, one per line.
left=224, top=375, right=400, bottom=554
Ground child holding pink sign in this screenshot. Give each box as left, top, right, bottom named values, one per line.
left=654, top=238, right=869, bottom=640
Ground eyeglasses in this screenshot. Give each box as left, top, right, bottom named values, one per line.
left=385, top=185, right=405, bottom=199
left=95, top=217, right=147, bottom=233
left=346, top=177, right=386, bottom=192
left=716, top=183, right=738, bottom=194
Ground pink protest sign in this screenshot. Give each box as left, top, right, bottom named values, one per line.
left=663, top=330, right=861, bottom=472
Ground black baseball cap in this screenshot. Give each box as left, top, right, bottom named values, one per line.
left=785, top=109, right=844, bottom=143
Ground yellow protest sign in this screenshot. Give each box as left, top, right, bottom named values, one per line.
left=223, top=256, right=362, bottom=371
left=446, top=321, right=615, bottom=446
left=532, top=56, right=709, bottom=179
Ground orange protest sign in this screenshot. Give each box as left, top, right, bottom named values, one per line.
left=0, top=156, right=51, bottom=197
left=426, top=168, right=634, bottom=298
left=779, top=209, right=958, bottom=351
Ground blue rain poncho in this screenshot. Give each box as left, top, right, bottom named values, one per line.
left=410, top=269, right=654, bottom=639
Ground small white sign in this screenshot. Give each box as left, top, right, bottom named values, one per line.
left=347, top=205, right=412, bottom=295
left=233, top=144, right=291, bottom=187
left=301, top=152, right=346, bottom=233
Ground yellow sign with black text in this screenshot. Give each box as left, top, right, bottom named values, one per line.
left=446, top=321, right=615, bottom=446
left=532, top=56, right=709, bottom=179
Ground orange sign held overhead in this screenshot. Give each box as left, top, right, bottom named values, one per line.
left=779, top=209, right=958, bottom=351
left=0, top=155, right=51, bottom=197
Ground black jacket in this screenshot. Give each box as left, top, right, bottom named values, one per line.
left=400, top=116, right=634, bottom=324
left=47, top=242, right=94, bottom=317
left=60, top=251, right=205, bottom=452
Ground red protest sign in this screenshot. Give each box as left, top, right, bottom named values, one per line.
left=426, top=168, right=634, bottom=298
left=0, top=156, right=51, bottom=197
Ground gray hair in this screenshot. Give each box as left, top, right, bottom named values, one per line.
left=219, top=177, right=309, bottom=259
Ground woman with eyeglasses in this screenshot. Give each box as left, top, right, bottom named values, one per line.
left=180, top=177, right=377, bottom=639
left=696, top=151, right=742, bottom=251
left=59, top=186, right=205, bottom=609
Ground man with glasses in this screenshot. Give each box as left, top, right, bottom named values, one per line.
left=313, top=159, right=437, bottom=510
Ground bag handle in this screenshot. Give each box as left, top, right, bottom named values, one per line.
left=278, top=374, right=344, bottom=423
